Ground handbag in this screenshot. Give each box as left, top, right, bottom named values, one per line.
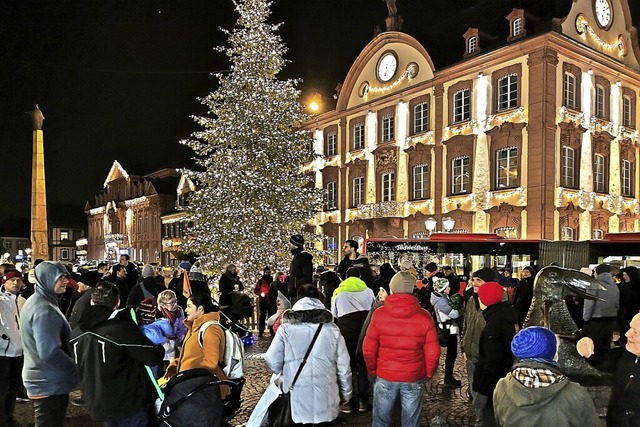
left=267, top=323, right=323, bottom=427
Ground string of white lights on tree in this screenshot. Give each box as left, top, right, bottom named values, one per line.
left=180, top=0, right=323, bottom=283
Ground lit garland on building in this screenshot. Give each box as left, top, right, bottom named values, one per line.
left=442, top=119, right=477, bottom=142
left=180, top=0, right=323, bottom=283
left=575, top=14, right=627, bottom=56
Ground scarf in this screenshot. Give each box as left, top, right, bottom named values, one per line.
left=512, top=366, right=566, bottom=389
left=159, top=305, right=180, bottom=327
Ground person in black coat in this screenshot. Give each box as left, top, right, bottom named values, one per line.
left=127, top=276, right=165, bottom=310
left=318, top=270, right=342, bottom=310
left=287, top=235, right=313, bottom=302
left=336, top=240, right=374, bottom=289
left=219, top=264, right=241, bottom=307
left=512, top=266, right=536, bottom=327
left=577, top=312, right=640, bottom=427
left=371, top=262, right=395, bottom=295
left=268, top=271, right=288, bottom=315
left=105, top=264, right=130, bottom=308
left=70, top=282, right=164, bottom=425
left=473, top=282, right=517, bottom=427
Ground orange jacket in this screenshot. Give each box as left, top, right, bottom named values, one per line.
left=177, top=312, right=229, bottom=398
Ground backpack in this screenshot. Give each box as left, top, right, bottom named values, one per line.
left=135, top=283, right=156, bottom=325
left=198, top=320, right=244, bottom=379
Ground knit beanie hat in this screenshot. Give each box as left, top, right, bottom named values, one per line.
left=511, top=326, right=557, bottom=361
left=142, top=264, right=154, bottom=278
left=433, top=278, right=450, bottom=294
left=276, top=291, right=291, bottom=309
left=473, top=267, right=499, bottom=283
left=290, top=234, right=304, bottom=248
left=1, top=270, right=23, bottom=284
left=595, top=263, right=611, bottom=275
left=389, top=271, right=416, bottom=294
left=478, top=282, right=503, bottom=306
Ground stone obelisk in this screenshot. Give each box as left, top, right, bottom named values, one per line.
left=30, top=104, right=49, bottom=261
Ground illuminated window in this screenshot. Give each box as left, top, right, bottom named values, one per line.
left=60, top=231, right=69, bottom=241
left=622, top=160, right=633, bottom=197
left=414, top=103, right=428, bottom=134
left=326, top=132, right=337, bottom=156
left=497, top=74, right=518, bottom=111
left=413, top=164, right=429, bottom=199
left=325, top=236, right=337, bottom=265
left=325, top=181, right=337, bottom=210
left=623, top=96, right=632, bottom=128
left=562, top=147, right=576, bottom=188
left=564, top=73, right=577, bottom=109
left=382, top=114, right=395, bottom=142
left=468, top=36, right=477, bottom=54
left=496, top=147, right=518, bottom=188
left=561, top=227, right=575, bottom=241
left=353, top=123, right=364, bottom=150
left=452, top=156, right=470, bottom=194
left=353, top=176, right=364, bottom=207
left=382, top=172, right=395, bottom=202
left=593, top=229, right=604, bottom=240
left=513, top=18, right=522, bottom=36
left=453, top=89, right=470, bottom=123
left=594, top=154, right=606, bottom=193
left=595, top=85, right=606, bottom=118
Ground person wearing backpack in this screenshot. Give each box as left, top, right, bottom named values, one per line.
left=164, top=292, right=231, bottom=401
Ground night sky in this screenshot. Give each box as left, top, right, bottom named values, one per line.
left=0, top=0, right=588, bottom=233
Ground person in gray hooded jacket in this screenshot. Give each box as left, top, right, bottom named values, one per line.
left=21, top=261, right=77, bottom=427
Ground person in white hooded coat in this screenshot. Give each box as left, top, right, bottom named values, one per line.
left=264, top=285, right=352, bottom=425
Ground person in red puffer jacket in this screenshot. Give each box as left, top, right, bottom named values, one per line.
left=363, top=270, right=441, bottom=427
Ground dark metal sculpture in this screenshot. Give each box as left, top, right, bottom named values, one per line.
left=524, top=266, right=608, bottom=382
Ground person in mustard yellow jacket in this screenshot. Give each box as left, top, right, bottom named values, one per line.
left=165, top=292, right=230, bottom=399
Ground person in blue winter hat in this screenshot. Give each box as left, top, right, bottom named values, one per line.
left=492, top=326, right=599, bottom=427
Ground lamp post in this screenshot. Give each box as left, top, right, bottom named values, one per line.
left=442, top=217, right=456, bottom=233
left=424, top=217, right=437, bottom=235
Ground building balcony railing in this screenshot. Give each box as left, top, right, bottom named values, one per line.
left=357, top=201, right=405, bottom=219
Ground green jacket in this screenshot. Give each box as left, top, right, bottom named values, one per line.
left=493, top=361, right=600, bottom=427
left=461, top=294, right=484, bottom=360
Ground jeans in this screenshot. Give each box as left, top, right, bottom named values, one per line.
left=103, top=410, right=148, bottom=427
left=372, top=377, right=423, bottom=427
left=33, top=394, right=69, bottom=427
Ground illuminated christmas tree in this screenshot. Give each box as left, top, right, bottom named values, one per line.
left=180, top=0, right=323, bottom=283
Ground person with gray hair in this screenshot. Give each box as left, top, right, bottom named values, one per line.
left=21, top=261, right=77, bottom=427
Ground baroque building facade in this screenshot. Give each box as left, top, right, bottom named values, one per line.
left=303, top=0, right=640, bottom=263
left=85, top=161, right=180, bottom=262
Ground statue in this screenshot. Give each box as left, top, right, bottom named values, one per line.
left=28, top=104, right=44, bottom=130
left=525, top=266, right=609, bottom=383
left=384, top=0, right=397, bottom=16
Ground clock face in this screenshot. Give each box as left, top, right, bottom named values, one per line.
left=377, top=52, right=398, bottom=82
left=594, top=0, right=612, bottom=28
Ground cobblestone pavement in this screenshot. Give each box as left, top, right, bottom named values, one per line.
left=231, top=335, right=476, bottom=427
left=12, top=335, right=476, bottom=426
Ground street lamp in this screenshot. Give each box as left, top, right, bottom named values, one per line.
left=424, top=217, right=437, bottom=235
left=442, top=217, right=456, bottom=233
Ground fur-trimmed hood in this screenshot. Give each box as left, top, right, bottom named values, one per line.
left=282, top=297, right=334, bottom=324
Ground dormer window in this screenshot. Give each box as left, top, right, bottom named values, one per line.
left=463, top=28, right=481, bottom=59
left=468, top=37, right=477, bottom=54
left=513, top=18, right=522, bottom=36
left=506, top=9, right=527, bottom=42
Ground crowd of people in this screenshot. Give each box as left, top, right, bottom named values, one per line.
left=1, top=235, right=640, bottom=427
